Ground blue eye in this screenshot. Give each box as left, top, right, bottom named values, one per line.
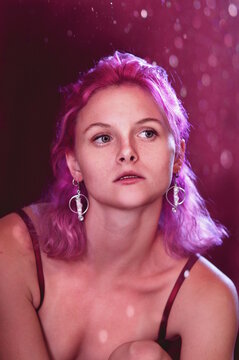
left=139, top=130, right=157, bottom=139
left=93, top=134, right=112, bottom=144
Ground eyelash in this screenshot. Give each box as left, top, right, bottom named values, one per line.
left=92, top=129, right=158, bottom=145
left=138, top=129, right=158, bottom=139
left=92, top=134, right=112, bottom=144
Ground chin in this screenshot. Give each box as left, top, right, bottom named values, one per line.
left=108, top=193, right=161, bottom=211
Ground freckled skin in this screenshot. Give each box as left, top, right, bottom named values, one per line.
left=66, top=84, right=176, bottom=212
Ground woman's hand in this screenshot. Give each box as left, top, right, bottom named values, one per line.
left=108, top=340, right=171, bottom=360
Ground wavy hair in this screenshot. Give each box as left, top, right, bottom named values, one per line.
left=40, top=51, right=227, bottom=259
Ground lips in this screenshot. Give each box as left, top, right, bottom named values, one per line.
left=114, top=171, right=144, bottom=182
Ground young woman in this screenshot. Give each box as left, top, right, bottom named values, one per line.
left=0, top=51, right=238, bottom=360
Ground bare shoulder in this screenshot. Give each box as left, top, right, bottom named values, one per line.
left=0, top=210, right=32, bottom=253
left=0, top=209, right=51, bottom=359
left=0, top=203, right=47, bottom=248
left=0, top=207, right=41, bottom=308
left=172, top=255, right=238, bottom=359
left=0, top=204, right=44, bottom=254
left=201, top=255, right=237, bottom=293
left=185, top=256, right=238, bottom=316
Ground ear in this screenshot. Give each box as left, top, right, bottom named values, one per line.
left=173, top=139, right=186, bottom=174
left=65, top=151, right=83, bottom=182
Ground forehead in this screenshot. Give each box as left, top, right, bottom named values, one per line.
left=77, top=84, right=167, bottom=125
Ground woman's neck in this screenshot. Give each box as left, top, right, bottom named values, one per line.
left=83, top=199, right=163, bottom=278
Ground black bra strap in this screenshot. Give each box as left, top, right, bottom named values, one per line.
left=15, top=209, right=45, bottom=311
left=158, top=254, right=199, bottom=342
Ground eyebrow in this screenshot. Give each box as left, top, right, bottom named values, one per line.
left=83, top=117, right=164, bottom=133
left=137, top=117, right=164, bottom=126
left=83, top=122, right=111, bottom=133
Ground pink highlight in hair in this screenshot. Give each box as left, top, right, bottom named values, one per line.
left=40, top=51, right=226, bottom=259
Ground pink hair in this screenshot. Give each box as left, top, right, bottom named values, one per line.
left=40, top=51, right=227, bottom=259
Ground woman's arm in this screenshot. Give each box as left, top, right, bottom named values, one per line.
left=179, top=258, right=239, bottom=360
left=0, top=214, right=51, bottom=360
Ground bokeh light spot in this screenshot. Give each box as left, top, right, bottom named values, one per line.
left=193, top=0, right=201, bottom=10
left=174, top=36, right=183, bottom=49
left=174, top=19, right=181, bottom=32
left=124, top=23, right=132, bottom=34
left=208, top=54, right=218, bottom=67
left=201, top=73, right=211, bottom=87
left=220, top=150, right=233, bottom=169
left=126, top=305, right=135, bottom=318
left=98, top=329, right=108, bottom=344
left=204, top=7, right=211, bottom=16
left=184, top=270, right=190, bottom=278
left=206, top=0, right=216, bottom=10
left=141, top=9, right=148, bottom=18
left=228, top=3, right=238, bottom=17
left=169, top=54, right=179, bottom=68
left=180, top=86, right=187, bottom=98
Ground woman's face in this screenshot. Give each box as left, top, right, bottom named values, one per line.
left=66, top=84, right=179, bottom=211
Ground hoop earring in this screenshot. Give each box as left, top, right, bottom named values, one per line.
left=69, top=179, right=89, bottom=221
left=166, top=175, right=185, bottom=213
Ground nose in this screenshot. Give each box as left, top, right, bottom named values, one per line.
left=117, top=140, right=138, bottom=164
left=118, top=154, right=137, bottom=163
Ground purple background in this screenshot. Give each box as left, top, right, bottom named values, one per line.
left=0, top=0, right=238, bottom=353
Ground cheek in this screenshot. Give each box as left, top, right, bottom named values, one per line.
left=150, top=136, right=175, bottom=169
left=164, top=142, right=176, bottom=188
left=151, top=138, right=175, bottom=186
left=166, top=135, right=176, bottom=169
left=78, top=151, right=110, bottom=185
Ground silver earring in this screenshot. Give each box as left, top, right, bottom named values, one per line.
left=69, top=179, right=89, bottom=221
left=166, top=175, right=185, bottom=213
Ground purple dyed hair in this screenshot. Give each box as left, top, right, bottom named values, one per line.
left=40, top=51, right=227, bottom=259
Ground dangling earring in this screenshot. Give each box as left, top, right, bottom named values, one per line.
left=166, top=174, right=185, bottom=213
left=69, top=179, right=89, bottom=221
